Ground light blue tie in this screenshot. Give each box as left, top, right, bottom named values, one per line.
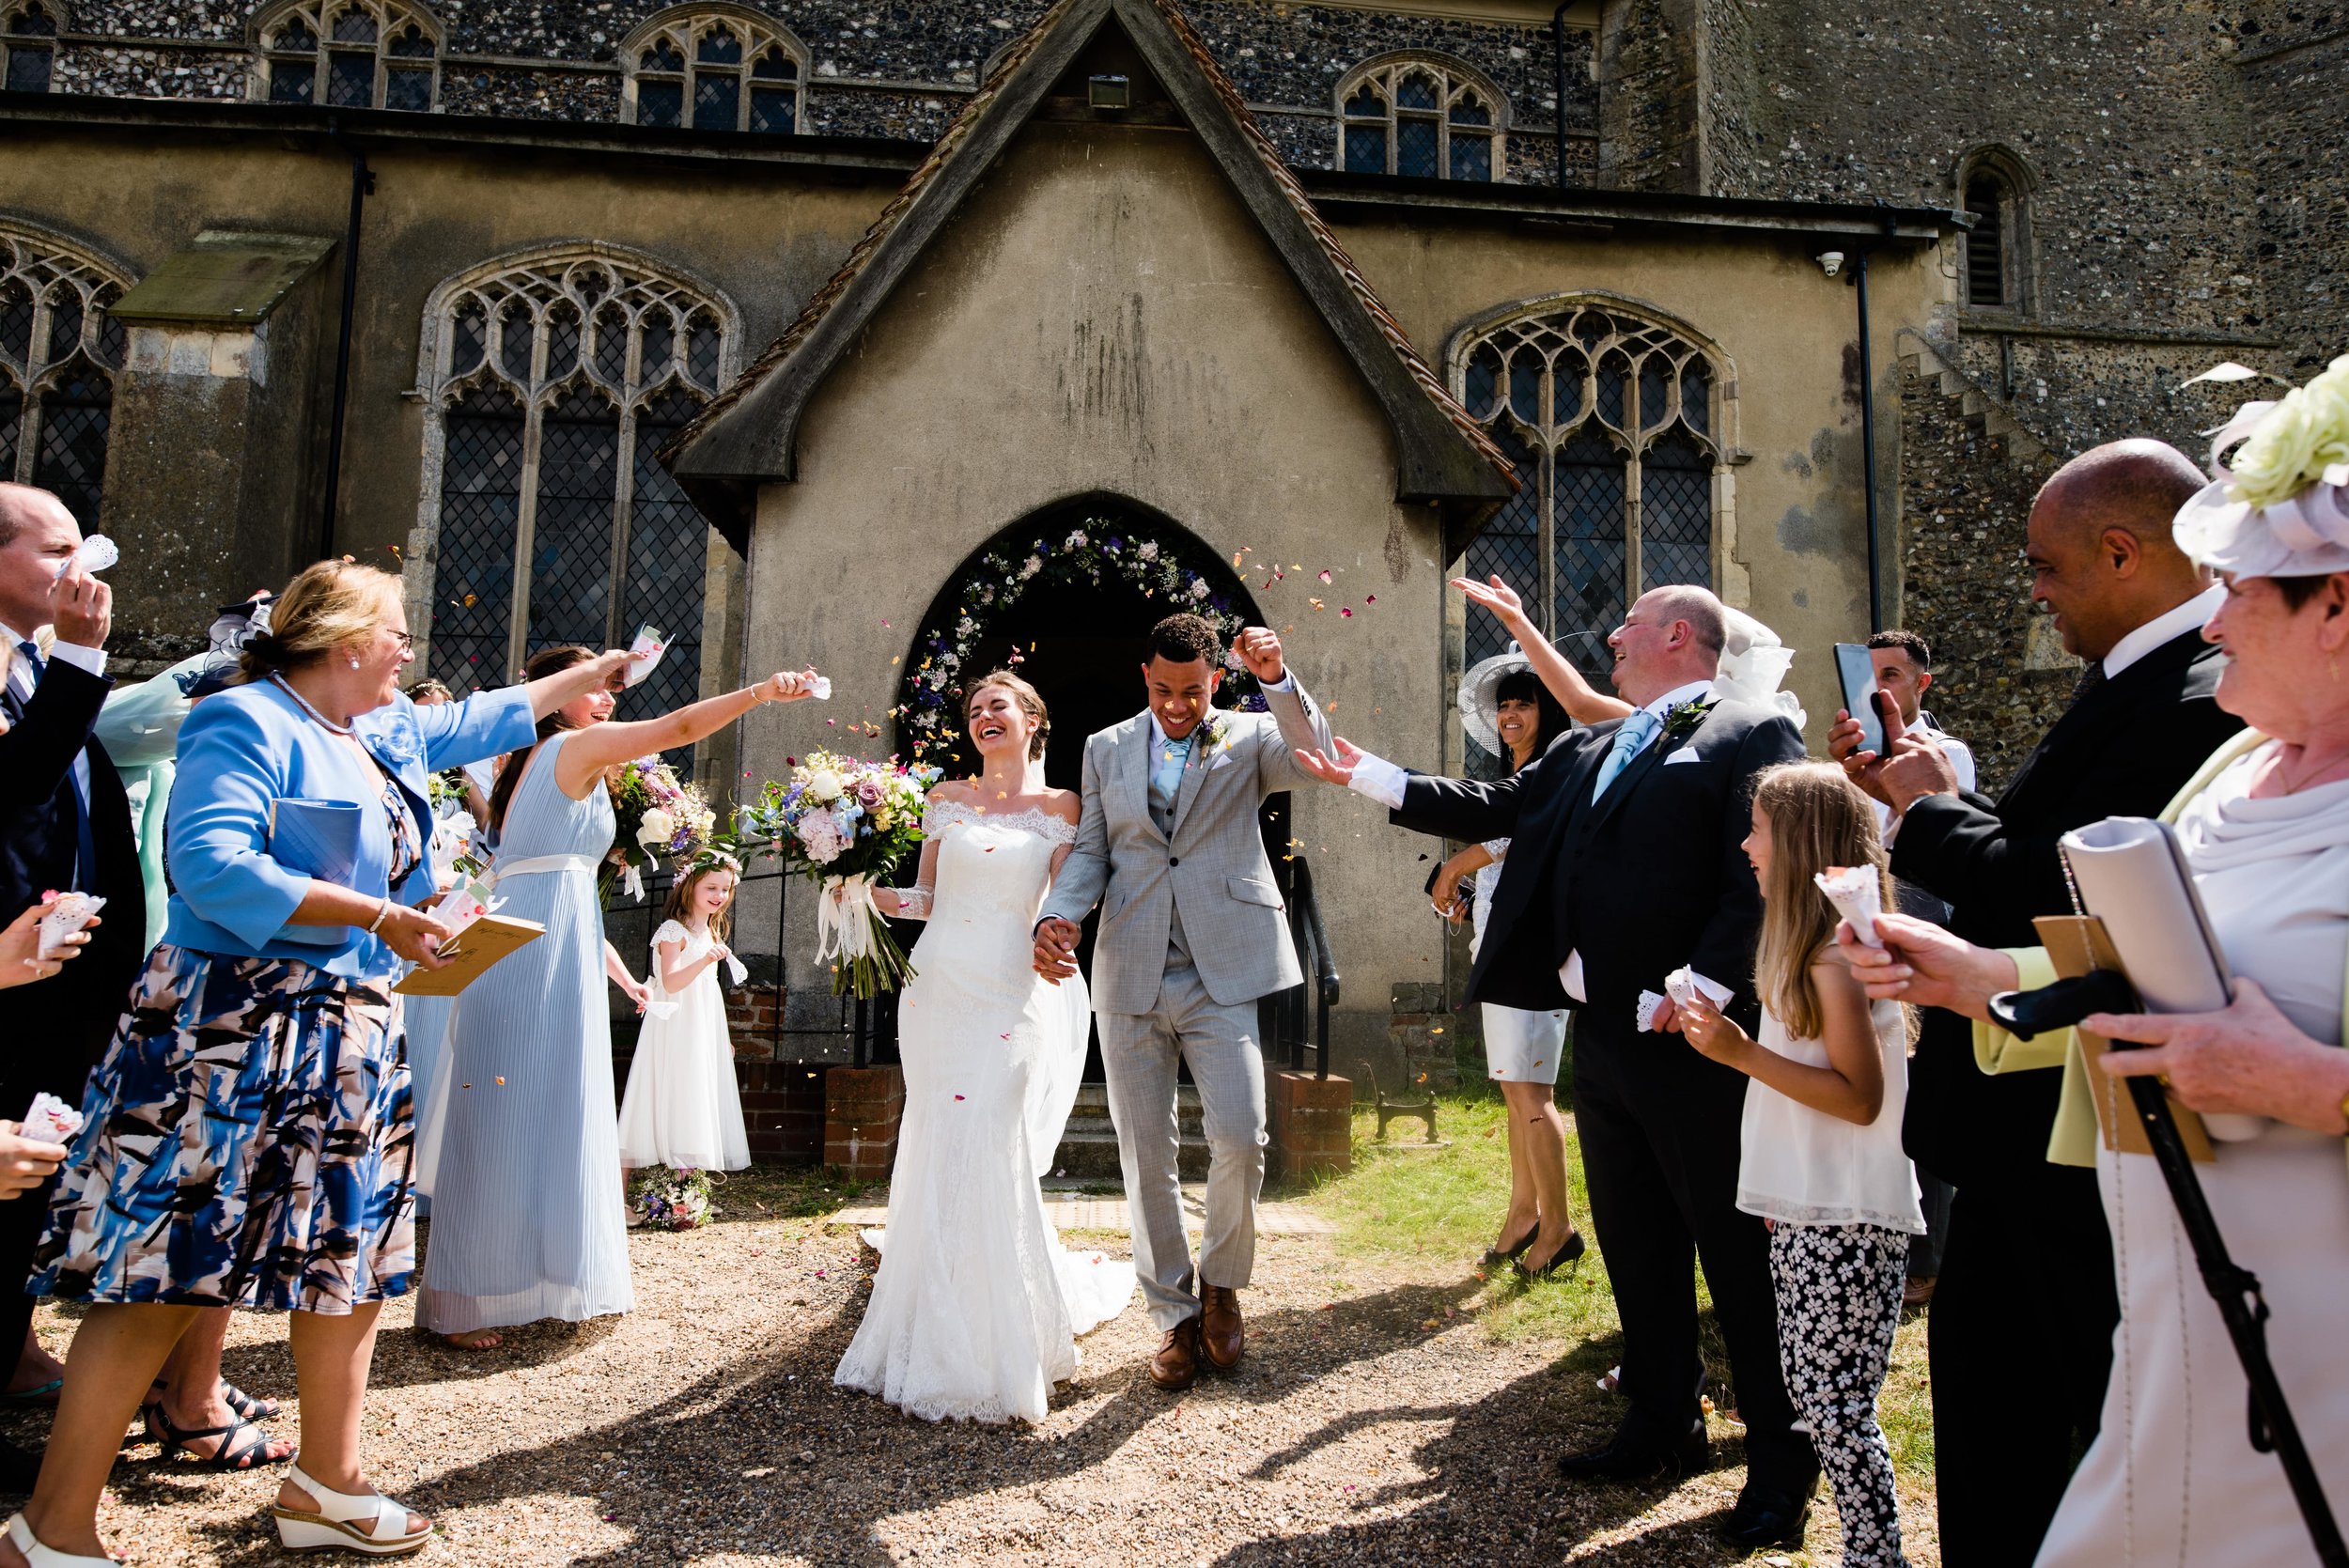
left=1591, top=707, right=1660, bottom=801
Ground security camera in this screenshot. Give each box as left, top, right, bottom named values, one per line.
left=1817, top=251, right=1845, bottom=277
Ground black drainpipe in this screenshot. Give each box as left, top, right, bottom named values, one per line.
left=1853, top=245, right=1883, bottom=631
left=319, top=123, right=374, bottom=562
left=1553, top=0, right=1570, bottom=192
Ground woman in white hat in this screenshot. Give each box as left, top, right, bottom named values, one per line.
left=1431, top=644, right=1592, bottom=1277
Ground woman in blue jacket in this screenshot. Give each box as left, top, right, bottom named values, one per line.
left=4, top=560, right=629, bottom=1565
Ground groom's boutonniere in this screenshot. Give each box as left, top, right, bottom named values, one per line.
left=1660, top=699, right=1714, bottom=745
left=1198, top=712, right=1233, bottom=753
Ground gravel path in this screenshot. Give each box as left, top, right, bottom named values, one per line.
left=3, top=1189, right=1937, bottom=1566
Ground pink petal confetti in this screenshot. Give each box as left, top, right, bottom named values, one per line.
left=1318, top=569, right=1332, bottom=584
left=954, top=1094, right=966, bottom=1101
left=1340, top=607, right=1353, bottom=618
left=1365, top=594, right=1377, bottom=604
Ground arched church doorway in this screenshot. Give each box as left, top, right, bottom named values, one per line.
left=893, top=495, right=1289, bottom=1082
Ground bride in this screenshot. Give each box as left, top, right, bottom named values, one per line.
left=837, top=670, right=1135, bottom=1422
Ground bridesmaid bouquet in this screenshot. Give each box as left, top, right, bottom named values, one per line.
left=742, top=750, right=939, bottom=998
left=605, top=758, right=719, bottom=903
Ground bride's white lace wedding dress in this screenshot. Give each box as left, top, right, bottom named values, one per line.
left=833, top=800, right=1136, bottom=1423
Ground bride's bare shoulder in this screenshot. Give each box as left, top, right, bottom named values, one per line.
left=927, top=778, right=981, bottom=806
left=1042, top=786, right=1081, bottom=825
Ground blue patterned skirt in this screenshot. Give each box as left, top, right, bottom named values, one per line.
left=30, top=944, right=417, bottom=1313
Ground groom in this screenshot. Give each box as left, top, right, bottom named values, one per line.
left=1296, top=586, right=1819, bottom=1548
left=1034, top=613, right=1333, bottom=1390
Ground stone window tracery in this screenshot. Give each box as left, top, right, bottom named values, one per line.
left=1337, top=55, right=1504, bottom=182
left=1453, top=301, right=1719, bottom=681
left=256, top=0, right=438, bottom=111
left=414, top=248, right=739, bottom=747
left=0, top=222, right=130, bottom=531
left=2, top=1, right=57, bottom=94
left=623, top=7, right=803, bottom=134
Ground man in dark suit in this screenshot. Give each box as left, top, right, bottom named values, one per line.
left=0, top=483, right=145, bottom=1488
left=1832, top=440, right=2244, bottom=1567
left=1299, top=585, right=1815, bottom=1547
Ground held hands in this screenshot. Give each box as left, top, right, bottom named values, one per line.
left=0, top=1121, right=68, bottom=1199
left=49, top=560, right=110, bottom=649
left=2087, top=978, right=2349, bottom=1134
left=1674, top=990, right=1753, bottom=1067
left=1831, top=911, right=2017, bottom=1019
left=1292, top=736, right=1366, bottom=787
left=1033, top=916, right=1081, bottom=985
left=1234, top=628, right=1285, bottom=684
left=760, top=669, right=821, bottom=704
left=0, top=899, right=94, bottom=988
left=1429, top=864, right=1469, bottom=924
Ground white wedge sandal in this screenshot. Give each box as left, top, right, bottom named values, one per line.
left=269, top=1466, right=435, bottom=1557
left=3, top=1512, right=116, bottom=1567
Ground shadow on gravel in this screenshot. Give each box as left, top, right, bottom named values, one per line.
left=182, top=1270, right=1586, bottom=1566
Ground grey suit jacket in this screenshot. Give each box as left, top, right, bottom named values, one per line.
left=1041, top=679, right=1335, bottom=1015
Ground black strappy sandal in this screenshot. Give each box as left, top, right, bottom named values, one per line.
left=146, top=1405, right=289, bottom=1471
left=221, top=1383, right=281, bottom=1422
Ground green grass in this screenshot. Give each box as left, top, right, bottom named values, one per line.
left=1299, top=1090, right=1935, bottom=1477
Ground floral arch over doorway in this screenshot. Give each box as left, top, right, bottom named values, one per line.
left=893, top=501, right=1264, bottom=766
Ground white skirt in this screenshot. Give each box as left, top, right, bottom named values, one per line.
left=2035, top=1124, right=2349, bottom=1566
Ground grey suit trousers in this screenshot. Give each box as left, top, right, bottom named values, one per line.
left=1097, top=912, right=1267, bottom=1332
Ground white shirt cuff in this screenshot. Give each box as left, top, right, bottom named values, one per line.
left=1260, top=671, right=1296, bottom=693
left=46, top=641, right=105, bottom=677
left=1346, top=752, right=1408, bottom=811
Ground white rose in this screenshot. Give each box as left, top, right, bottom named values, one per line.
left=2232, top=395, right=2325, bottom=511
left=636, top=807, right=677, bottom=847
left=807, top=769, right=844, bottom=802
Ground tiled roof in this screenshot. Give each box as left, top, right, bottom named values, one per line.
left=665, top=0, right=1517, bottom=524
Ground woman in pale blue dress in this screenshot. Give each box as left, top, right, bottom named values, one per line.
left=416, top=645, right=817, bottom=1348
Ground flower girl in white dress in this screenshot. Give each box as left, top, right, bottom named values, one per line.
left=616, top=859, right=751, bottom=1173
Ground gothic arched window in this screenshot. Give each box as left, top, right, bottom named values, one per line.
left=0, top=223, right=130, bottom=531
left=1337, top=55, right=1504, bottom=181
left=2, top=0, right=57, bottom=93
left=415, top=248, right=738, bottom=747
left=1454, top=301, right=1719, bottom=679
left=623, top=7, right=804, bottom=133
left=256, top=0, right=438, bottom=111
left=1956, top=147, right=2034, bottom=313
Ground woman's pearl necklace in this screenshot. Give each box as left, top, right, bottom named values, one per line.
left=272, top=675, right=356, bottom=737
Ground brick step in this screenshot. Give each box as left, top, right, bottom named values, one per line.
left=1052, top=1083, right=1210, bottom=1178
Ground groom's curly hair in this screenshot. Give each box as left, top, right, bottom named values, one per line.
left=1147, top=613, right=1222, bottom=668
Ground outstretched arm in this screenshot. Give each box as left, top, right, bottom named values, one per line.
left=1454, top=575, right=1630, bottom=724
left=554, top=670, right=817, bottom=795
left=1294, top=737, right=1531, bottom=846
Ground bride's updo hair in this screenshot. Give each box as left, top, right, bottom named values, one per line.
left=235, top=560, right=404, bottom=684
left=965, top=670, right=1050, bottom=761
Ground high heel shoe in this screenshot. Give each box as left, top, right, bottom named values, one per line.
left=269, top=1465, right=435, bottom=1557
left=1480, top=1224, right=1539, bottom=1268
left=1515, top=1230, right=1586, bottom=1281
left=5, top=1514, right=117, bottom=1567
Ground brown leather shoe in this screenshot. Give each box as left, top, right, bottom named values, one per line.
left=1200, top=1283, right=1243, bottom=1373
left=1149, top=1316, right=1201, bottom=1390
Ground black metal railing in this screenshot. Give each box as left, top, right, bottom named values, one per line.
left=1259, top=854, right=1340, bottom=1078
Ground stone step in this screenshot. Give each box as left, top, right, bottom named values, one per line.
left=1052, top=1083, right=1210, bottom=1179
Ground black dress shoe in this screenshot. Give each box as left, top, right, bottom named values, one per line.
left=1556, top=1419, right=1708, bottom=1483
left=1716, top=1482, right=1812, bottom=1548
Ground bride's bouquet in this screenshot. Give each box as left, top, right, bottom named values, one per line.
left=742, top=750, right=938, bottom=998
left=628, top=1165, right=715, bottom=1230
left=605, top=757, right=719, bottom=903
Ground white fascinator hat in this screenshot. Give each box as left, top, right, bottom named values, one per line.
left=2172, top=354, right=2349, bottom=579
left=1713, top=608, right=1807, bottom=728
left=1455, top=643, right=1534, bottom=757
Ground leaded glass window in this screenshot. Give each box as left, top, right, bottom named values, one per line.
left=257, top=0, right=436, bottom=110
left=2, top=1, right=56, bottom=94
left=1337, top=56, right=1503, bottom=182
left=0, top=223, right=129, bottom=530
left=626, top=8, right=802, bottom=134
left=419, top=251, right=735, bottom=755
left=1455, top=304, right=1717, bottom=677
